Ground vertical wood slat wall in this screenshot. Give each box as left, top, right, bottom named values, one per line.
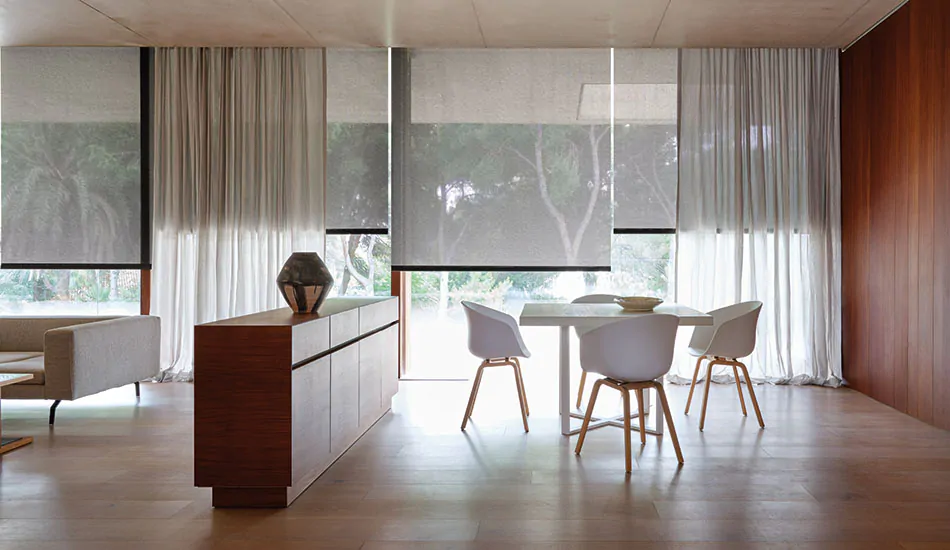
left=841, top=0, right=950, bottom=429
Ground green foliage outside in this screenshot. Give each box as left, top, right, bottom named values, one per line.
left=0, top=269, right=140, bottom=304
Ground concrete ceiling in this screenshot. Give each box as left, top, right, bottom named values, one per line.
left=0, top=0, right=905, bottom=48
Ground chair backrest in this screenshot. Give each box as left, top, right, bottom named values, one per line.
left=461, top=301, right=531, bottom=360
left=571, top=294, right=620, bottom=338
left=688, top=301, right=762, bottom=359
left=578, top=314, right=679, bottom=382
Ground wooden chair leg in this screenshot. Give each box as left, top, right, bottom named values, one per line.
left=653, top=381, right=684, bottom=464
left=468, top=362, right=488, bottom=419
left=461, top=361, right=487, bottom=431
left=512, top=358, right=529, bottom=417
left=576, top=371, right=587, bottom=409
left=575, top=379, right=603, bottom=455
left=737, top=362, right=765, bottom=428
left=699, top=360, right=716, bottom=432
left=511, top=361, right=530, bottom=433
left=635, top=388, right=646, bottom=445
left=732, top=365, right=747, bottom=416
left=684, top=355, right=704, bottom=414
left=621, top=388, right=632, bottom=473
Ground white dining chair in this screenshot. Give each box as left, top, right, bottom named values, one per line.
left=683, top=301, right=764, bottom=431
left=460, top=301, right=531, bottom=432
left=574, top=314, right=684, bottom=472
left=572, top=294, right=621, bottom=409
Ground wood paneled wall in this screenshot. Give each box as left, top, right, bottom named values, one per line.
left=841, top=0, right=950, bottom=429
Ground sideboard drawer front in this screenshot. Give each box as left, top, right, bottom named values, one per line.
left=291, top=317, right=330, bottom=365
left=330, top=308, right=359, bottom=348
left=359, top=299, right=398, bottom=335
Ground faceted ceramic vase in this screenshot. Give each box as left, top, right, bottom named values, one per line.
left=276, top=252, right=334, bottom=314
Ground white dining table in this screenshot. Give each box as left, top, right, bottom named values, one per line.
left=519, top=302, right=714, bottom=436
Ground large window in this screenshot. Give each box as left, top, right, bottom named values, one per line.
left=322, top=48, right=679, bottom=377
left=0, top=48, right=146, bottom=315
left=325, top=50, right=390, bottom=297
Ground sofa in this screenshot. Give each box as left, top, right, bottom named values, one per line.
left=0, top=316, right=161, bottom=424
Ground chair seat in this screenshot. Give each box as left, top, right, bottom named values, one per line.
left=687, top=346, right=707, bottom=357
left=477, top=350, right=531, bottom=360
left=0, top=354, right=45, bottom=385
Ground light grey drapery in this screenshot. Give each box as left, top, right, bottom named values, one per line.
left=151, top=48, right=325, bottom=381
left=675, top=49, right=842, bottom=386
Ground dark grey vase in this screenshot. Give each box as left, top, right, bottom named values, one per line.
left=277, top=252, right=334, bottom=314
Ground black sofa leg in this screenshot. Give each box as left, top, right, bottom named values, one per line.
left=135, top=381, right=140, bottom=398
left=49, top=400, right=62, bottom=425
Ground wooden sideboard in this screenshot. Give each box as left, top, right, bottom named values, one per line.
left=194, top=297, right=398, bottom=507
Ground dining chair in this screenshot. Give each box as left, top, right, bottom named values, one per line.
left=683, top=301, right=764, bottom=431
left=460, top=301, right=531, bottom=432
left=572, top=294, right=621, bottom=409
left=574, top=314, right=684, bottom=472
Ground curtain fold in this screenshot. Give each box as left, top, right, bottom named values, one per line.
left=151, top=48, right=325, bottom=381
left=675, top=49, right=842, bottom=386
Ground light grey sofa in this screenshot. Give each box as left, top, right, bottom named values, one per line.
left=0, top=316, right=160, bottom=424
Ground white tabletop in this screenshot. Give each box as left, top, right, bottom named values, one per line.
left=0, top=373, right=33, bottom=388
left=519, top=302, right=713, bottom=327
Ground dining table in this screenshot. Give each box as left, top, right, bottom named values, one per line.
left=519, top=302, right=714, bottom=436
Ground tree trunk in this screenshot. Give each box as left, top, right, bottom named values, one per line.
left=343, top=234, right=372, bottom=291
left=339, top=268, right=351, bottom=296
left=55, top=270, right=70, bottom=301
left=438, top=271, right=449, bottom=319
left=110, top=270, right=119, bottom=301
left=366, top=236, right=377, bottom=296
left=532, top=125, right=576, bottom=263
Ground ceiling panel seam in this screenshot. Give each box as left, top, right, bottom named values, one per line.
left=651, top=0, right=673, bottom=47
left=271, top=0, right=319, bottom=46
left=470, top=0, right=488, bottom=47
left=76, top=0, right=152, bottom=44
left=820, top=0, right=871, bottom=48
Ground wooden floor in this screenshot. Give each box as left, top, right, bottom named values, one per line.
left=2, top=373, right=950, bottom=549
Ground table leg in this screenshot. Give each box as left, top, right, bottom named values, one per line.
left=653, top=381, right=665, bottom=435
left=559, top=326, right=571, bottom=436
left=0, top=394, right=34, bottom=454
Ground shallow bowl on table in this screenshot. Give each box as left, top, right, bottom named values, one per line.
left=614, top=296, right=664, bottom=312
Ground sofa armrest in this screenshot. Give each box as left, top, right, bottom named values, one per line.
left=43, top=316, right=161, bottom=401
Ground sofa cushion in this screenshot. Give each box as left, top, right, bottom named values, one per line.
left=0, top=352, right=43, bottom=364
left=0, top=355, right=45, bottom=385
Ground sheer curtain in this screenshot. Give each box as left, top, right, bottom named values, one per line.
left=151, top=48, right=325, bottom=381
left=675, top=49, right=842, bottom=386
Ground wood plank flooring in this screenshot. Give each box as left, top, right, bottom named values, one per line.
left=1, top=375, right=950, bottom=548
